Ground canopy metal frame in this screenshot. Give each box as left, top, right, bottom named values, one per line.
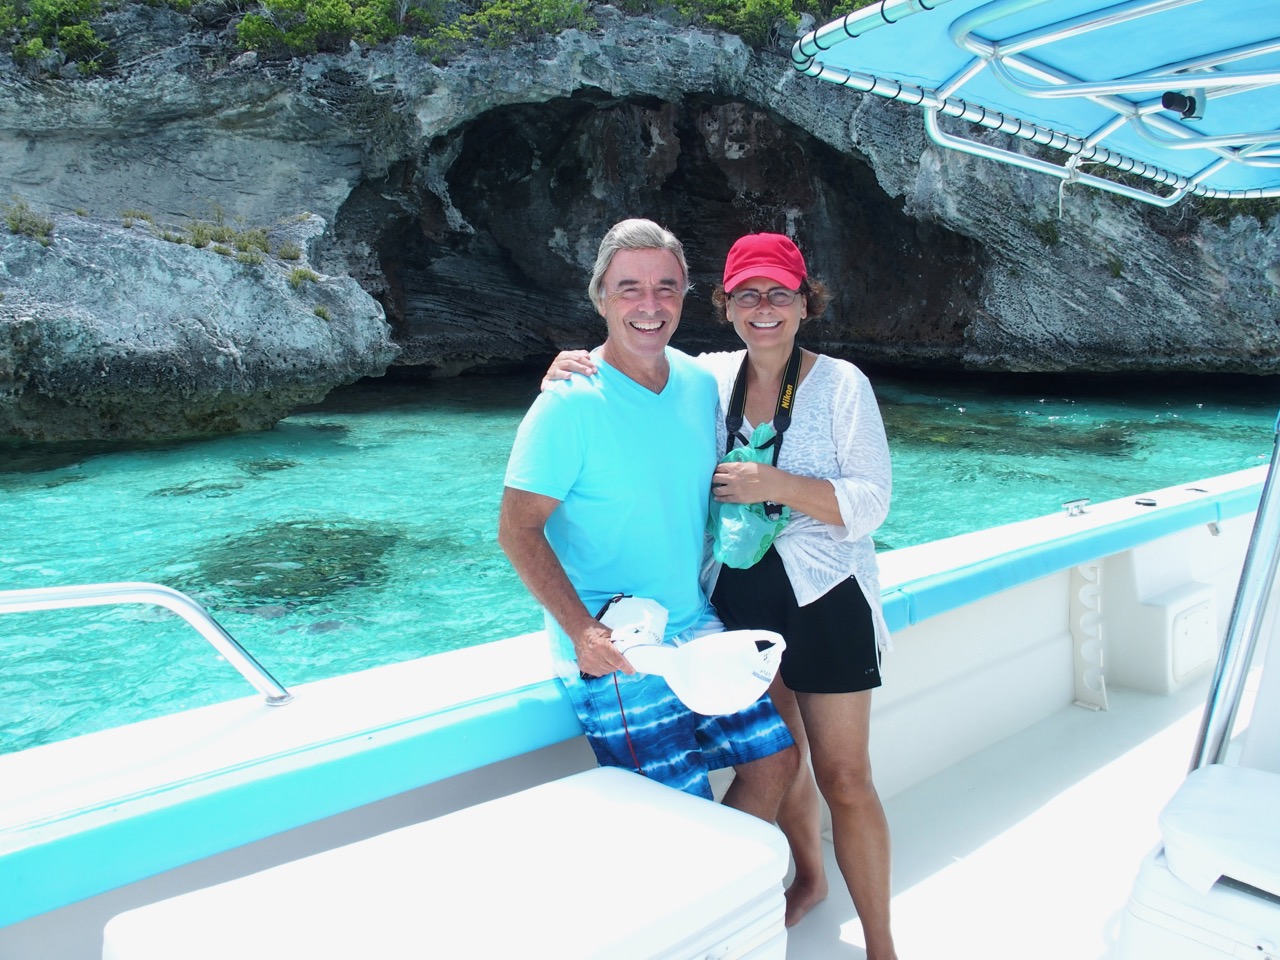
left=791, top=0, right=1280, bottom=206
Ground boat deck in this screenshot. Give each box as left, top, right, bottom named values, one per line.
left=786, top=679, right=1214, bottom=959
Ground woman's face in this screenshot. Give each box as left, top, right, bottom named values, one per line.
left=724, top=276, right=806, bottom=350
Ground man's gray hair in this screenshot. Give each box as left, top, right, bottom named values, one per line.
left=588, top=218, right=690, bottom=310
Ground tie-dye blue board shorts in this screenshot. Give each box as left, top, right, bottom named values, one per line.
left=561, top=616, right=795, bottom=800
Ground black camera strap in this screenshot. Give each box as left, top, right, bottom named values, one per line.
left=724, top=344, right=802, bottom=460
left=724, top=345, right=802, bottom=519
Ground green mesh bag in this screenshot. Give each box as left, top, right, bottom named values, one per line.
left=707, top=423, right=791, bottom=569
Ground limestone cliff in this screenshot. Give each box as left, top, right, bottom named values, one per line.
left=0, top=214, right=396, bottom=441
left=1, top=7, right=1278, bottom=440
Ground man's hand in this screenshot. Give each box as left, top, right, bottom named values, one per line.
left=572, top=620, right=636, bottom=678
left=541, top=350, right=597, bottom=391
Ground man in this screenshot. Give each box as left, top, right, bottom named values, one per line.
left=499, top=218, right=797, bottom=819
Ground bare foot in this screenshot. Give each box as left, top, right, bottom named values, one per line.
left=784, top=874, right=829, bottom=927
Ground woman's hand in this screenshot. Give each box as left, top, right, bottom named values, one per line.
left=541, top=350, right=597, bottom=391
left=712, top=461, right=785, bottom=504
left=713, top=463, right=845, bottom=525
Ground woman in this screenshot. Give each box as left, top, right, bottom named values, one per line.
left=704, top=233, right=895, bottom=958
left=546, top=233, right=895, bottom=958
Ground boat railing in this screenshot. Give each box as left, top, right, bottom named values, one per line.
left=0, top=581, right=293, bottom=706
left=1191, top=413, right=1280, bottom=770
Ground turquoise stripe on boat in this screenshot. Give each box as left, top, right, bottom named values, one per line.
left=880, top=483, right=1262, bottom=633
left=0, top=682, right=582, bottom=928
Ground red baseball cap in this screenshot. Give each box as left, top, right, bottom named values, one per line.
left=722, top=233, right=808, bottom=292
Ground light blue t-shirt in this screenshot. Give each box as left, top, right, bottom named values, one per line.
left=504, top=347, right=719, bottom=649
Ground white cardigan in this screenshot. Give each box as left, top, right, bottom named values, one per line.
left=699, top=350, right=894, bottom=653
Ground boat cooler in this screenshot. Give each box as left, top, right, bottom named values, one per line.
left=101, top=766, right=789, bottom=959
left=1121, top=764, right=1280, bottom=959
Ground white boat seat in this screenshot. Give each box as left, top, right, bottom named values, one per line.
left=101, top=766, right=789, bottom=960
left=1159, top=763, right=1280, bottom=897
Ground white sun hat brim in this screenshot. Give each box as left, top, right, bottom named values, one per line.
left=599, top=596, right=785, bottom=715
left=621, top=629, right=785, bottom=716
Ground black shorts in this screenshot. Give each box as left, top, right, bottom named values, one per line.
left=711, top=545, right=881, bottom=694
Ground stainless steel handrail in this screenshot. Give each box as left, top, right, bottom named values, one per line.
left=1190, top=415, right=1280, bottom=769
left=0, top=582, right=293, bottom=705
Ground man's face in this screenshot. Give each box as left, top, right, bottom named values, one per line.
left=597, top=248, right=685, bottom=365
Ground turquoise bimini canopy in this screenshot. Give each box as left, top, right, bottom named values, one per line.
left=790, top=0, right=1280, bottom=206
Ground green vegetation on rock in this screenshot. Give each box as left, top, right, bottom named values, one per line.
left=2, top=0, right=107, bottom=72
left=0, top=0, right=882, bottom=74
left=289, top=267, right=320, bottom=288
left=3, top=196, right=54, bottom=245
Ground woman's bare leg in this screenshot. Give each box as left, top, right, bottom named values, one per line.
left=798, top=689, right=897, bottom=960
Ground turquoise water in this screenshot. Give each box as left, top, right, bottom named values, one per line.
left=877, top=374, right=1276, bottom=552
left=1, top=371, right=1276, bottom=754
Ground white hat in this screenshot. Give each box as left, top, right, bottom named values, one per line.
left=600, top=597, right=786, bottom=716
left=599, top=596, right=668, bottom=648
